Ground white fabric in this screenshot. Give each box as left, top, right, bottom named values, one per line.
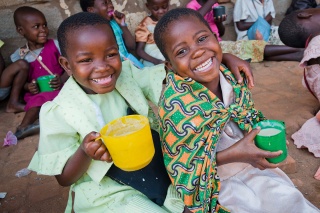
left=233, top=0, right=275, bottom=41
left=216, top=73, right=320, bottom=213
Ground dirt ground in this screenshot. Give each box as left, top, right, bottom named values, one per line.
left=0, top=61, right=319, bottom=212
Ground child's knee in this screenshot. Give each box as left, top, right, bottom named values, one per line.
left=16, top=59, right=29, bottom=70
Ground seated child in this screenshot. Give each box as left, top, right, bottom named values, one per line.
left=135, top=0, right=168, bottom=67
left=154, top=8, right=320, bottom=212
left=233, top=0, right=283, bottom=45
left=135, top=0, right=273, bottom=68
left=279, top=8, right=320, bottom=180
left=186, top=0, right=226, bottom=41
left=28, top=11, right=185, bottom=213
left=187, top=0, right=304, bottom=62
left=80, top=0, right=143, bottom=68
left=0, top=39, right=28, bottom=113
left=286, top=0, right=320, bottom=15
left=12, top=6, right=67, bottom=139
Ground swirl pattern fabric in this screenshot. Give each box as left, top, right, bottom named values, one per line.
left=158, top=65, right=265, bottom=213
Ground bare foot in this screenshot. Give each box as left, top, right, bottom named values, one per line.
left=6, top=102, right=25, bottom=113
left=314, top=166, right=320, bottom=180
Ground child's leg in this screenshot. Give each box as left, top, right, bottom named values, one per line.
left=15, top=106, right=40, bottom=139
left=0, top=59, right=29, bottom=113
left=264, top=45, right=304, bottom=61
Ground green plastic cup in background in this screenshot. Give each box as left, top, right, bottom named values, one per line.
left=37, top=75, right=55, bottom=92
left=213, top=6, right=226, bottom=19
left=253, top=120, right=287, bottom=164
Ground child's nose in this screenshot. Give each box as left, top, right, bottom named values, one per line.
left=94, top=61, right=109, bottom=72
left=192, top=48, right=205, bottom=59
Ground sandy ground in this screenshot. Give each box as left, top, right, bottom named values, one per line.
left=0, top=61, right=319, bottom=212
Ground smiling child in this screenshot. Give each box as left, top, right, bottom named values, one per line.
left=28, top=12, right=192, bottom=212
left=155, top=7, right=320, bottom=213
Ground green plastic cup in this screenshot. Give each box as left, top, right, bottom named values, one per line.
left=253, top=120, right=287, bottom=164
left=37, top=75, right=55, bottom=92
left=213, top=6, right=226, bottom=19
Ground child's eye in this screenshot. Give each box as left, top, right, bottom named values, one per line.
left=176, top=49, right=187, bottom=56
left=198, top=36, right=208, bottom=43
left=79, top=58, right=92, bottom=63
left=152, top=7, right=159, bottom=11
left=107, top=52, right=119, bottom=58
left=33, top=25, right=39, bottom=29
left=162, top=4, right=168, bottom=9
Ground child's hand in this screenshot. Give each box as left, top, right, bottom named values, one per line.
left=233, top=128, right=282, bottom=170
left=28, top=80, right=39, bottom=94
left=113, top=10, right=126, bottom=26
left=222, top=53, right=254, bottom=89
left=81, top=132, right=112, bottom=162
left=214, top=14, right=227, bottom=23
left=49, top=75, right=62, bottom=90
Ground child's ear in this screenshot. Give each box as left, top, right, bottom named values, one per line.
left=87, top=7, right=94, bottom=13
left=59, top=56, right=73, bottom=76
left=16, top=26, right=24, bottom=36
left=297, top=12, right=313, bottom=19
left=165, top=61, right=173, bottom=72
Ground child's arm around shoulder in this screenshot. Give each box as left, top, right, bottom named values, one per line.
left=222, top=53, right=254, bottom=89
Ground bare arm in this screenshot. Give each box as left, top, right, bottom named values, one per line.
left=222, top=53, right=254, bottom=89
left=136, top=42, right=163, bottom=65
left=236, top=20, right=255, bottom=31
left=197, top=0, right=218, bottom=16
left=264, top=12, right=272, bottom=25
left=113, top=10, right=136, bottom=52
left=55, top=132, right=112, bottom=186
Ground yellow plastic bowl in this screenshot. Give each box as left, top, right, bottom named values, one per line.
left=98, top=115, right=155, bottom=171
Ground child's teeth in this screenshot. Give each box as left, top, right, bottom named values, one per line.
left=195, top=58, right=212, bottom=72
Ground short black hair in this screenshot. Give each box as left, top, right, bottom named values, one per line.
left=57, top=12, right=110, bottom=57
left=278, top=10, right=309, bottom=48
left=154, top=8, right=212, bottom=60
left=79, top=0, right=95, bottom=12
left=14, top=6, right=44, bottom=27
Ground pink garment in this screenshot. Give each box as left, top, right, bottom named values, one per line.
left=186, top=0, right=221, bottom=41
left=24, top=39, right=64, bottom=111
left=291, top=35, right=320, bottom=158
left=291, top=117, right=320, bottom=157
left=300, top=35, right=320, bottom=102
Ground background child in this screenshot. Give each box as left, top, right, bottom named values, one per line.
left=186, top=0, right=226, bottom=41
left=279, top=8, right=320, bottom=180
left=154, top=8, right=319, bottom=212
left=12, top=6, right=67, bottom=139
left=233, top=0, right=283, bottom=45
left=28, top=11, right=186, bottom=213
left=0, top=39, right=29, bottom=113
left=80, top=0, right=137, bottom=62
left=135, top=0, right=168, bottom=67
left=187, top=0, right=304, bottom=62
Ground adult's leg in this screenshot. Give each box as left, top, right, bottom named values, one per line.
left=15, top=106, right=40, bottom=139
left=0, top=59, right=29, bottom=113
left=264, top=45, right=304, bottom=61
